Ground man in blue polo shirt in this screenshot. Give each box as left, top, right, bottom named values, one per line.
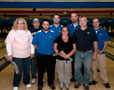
left=68, top=13, right=80, bottom=36
left=68, top=13, right=80, bottom=82
left=92, top=18, right=110, bottom=88
left=32, top=19, right=57, bottom=90
left=50, top=14, right=63, bottom=36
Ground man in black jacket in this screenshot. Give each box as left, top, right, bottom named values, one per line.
left=29, top=18, right=41, bottom=84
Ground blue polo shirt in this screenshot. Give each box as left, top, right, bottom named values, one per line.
left=50, top=24, right=63, bottom=36
left=68, top=23, right=80, bottom=36
left=32, top=29, right=57, bottom=55
left=94, top=27, right=110, bottom=54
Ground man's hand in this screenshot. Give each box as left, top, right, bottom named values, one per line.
left=92, top=52, right=97, bottom=61
left=30, top=54, right=34, bottom=59
left=98, top=50, right=103, bottom=55
left=8, top=55, right=13, bottom=61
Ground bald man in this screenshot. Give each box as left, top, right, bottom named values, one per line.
left=68, top=13, right=80, bottom=82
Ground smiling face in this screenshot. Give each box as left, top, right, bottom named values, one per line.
left=71, top=13, right=78, bottom=23
left=12, top=18, right=28, bottom=31
left=17, top=20, right=25, bottom=30
left=53, top=15, right=60, bottom=24
left=61, top=27, right=69, bottom=36
left=79, top=17, right=88, bottom=28
left=33, top=21, right=40, bottom=29
left=92, top=18, right=100, bottom=29
left=42, top=21, right=50, bottom=31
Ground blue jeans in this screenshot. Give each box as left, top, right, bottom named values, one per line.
left=74, top=50, right=92, bottom=85
left=13, top=57, right=31, bottom=87
left=31, top=50, right=37, bottom=79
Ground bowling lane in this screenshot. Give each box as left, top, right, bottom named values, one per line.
left=106, top=46, right=114, bottom=56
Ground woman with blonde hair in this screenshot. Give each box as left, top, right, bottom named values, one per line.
left=5, top=18, right=34, bottom=90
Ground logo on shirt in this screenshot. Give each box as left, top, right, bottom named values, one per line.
left=49, top=35, right=52, bottom=38
left=87, top=32, right=90, bottom=34
left=16, top=34, right=28, bottom=40
left=50, top=30, right=54, bottom=32
left=99, top=33, right=103, bottom=36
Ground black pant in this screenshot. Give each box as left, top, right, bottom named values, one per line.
left=37, top=53, right=55, bottom=86
left=71, top=55, right=75, bottom=78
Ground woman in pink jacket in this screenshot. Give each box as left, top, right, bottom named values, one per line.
left=5, top=18, right=34, bottom=90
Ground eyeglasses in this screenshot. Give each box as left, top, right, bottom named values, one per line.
left=17, top=23, right=24, bottom=25
left=93, top=22, right=99, bottom=24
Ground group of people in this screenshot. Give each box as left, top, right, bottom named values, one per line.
left=5, top=13, right=110, bottom=90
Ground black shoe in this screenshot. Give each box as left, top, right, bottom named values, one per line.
left=92, top=80, right=98, bottom=85
left=84, top=84, right=89, bottom=90
left=74, top=82, right=81, bottom=88
left=97, top=69, right=100, bottom=72
left=49, top=84, right=56, bottom=89
left=65, top=85, right=69, bottom=90
left=66, top=88, right=69, bottom=90
left=37, top=86, right=42, bottom=90
left=70, top=77, right=75, bottom=82
left=103, top=83, right=110, bottom=88
left=60, top=88, right=63, bottom=90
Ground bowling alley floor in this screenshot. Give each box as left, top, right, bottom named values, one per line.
left=0, top=57, right=114, bottom=90
left=0, top=38, right=114, bottom=90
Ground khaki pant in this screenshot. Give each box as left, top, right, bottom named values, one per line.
left=56, top=59, right=71, bottom=86
left=92, top=54, right=109, bottom=83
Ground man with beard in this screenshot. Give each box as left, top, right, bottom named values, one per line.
left=68, top=13, right=80, bottom=36
left=68, top=13, right=80, bottom=82
left=50, top=14, right=63, bottom=36
left=73, top=16, right=98, bottom=90
left=32, top=19, right=57, bottom=90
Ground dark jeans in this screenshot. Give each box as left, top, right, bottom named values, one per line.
left=81, top=64, right=84, bottom=75
left=37, top=53, right=55, bottom=87
left=13, top=57, right=31, bottom=87
left=31, top=50, right=37, bottom=79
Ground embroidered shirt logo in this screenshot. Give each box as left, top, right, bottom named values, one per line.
left=99, top=33, right=103, bottom=36
left=87, top=32, right=90, bottom=34
left=49, top=35, right=52, bottom=38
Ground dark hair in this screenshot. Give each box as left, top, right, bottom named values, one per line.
left=41, top=19, right=50, bottom=25
left=60, top=26, right=70, bottom=37
left=93, top=17, right=100, bottom=22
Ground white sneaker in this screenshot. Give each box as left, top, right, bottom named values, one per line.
left=65, top=85, right=69, bottom=90
left=32, top=78, right=36, bottom=84
left=13, top=87, right=18, bottom=90
left=26, top=84, right=31, bottom=88
left=59, top=84, right=63, bottom=89
left=43, top=79, right=45, bottom=83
